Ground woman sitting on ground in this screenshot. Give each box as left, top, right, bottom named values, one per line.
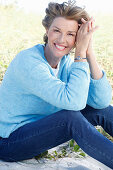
left=0, top=1, right=113, bottom=169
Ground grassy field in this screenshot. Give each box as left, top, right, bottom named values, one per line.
left=0, top=5, right=113, bottom=104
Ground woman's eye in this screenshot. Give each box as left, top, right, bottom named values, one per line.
left=54, top=29, right=60, bottom=32
left=68, top=33, right=75, bottom=36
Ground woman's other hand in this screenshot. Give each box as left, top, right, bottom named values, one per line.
left=75, top=17, right=98, bottom=59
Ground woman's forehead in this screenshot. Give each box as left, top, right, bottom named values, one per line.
left=50, top=17, right=78, bottom=31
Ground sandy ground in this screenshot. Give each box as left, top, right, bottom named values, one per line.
left=0, top=156, right=111, bottom=170
left=0, top=143, right=112, bottom=170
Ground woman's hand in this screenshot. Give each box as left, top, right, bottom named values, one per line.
left=75, top=17, right=98, bottom=59
left=81, top=17, right=99, bottom=59
left=75, top=17, right=103, bottom=80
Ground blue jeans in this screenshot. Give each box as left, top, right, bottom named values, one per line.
left=0, top=105, right=113, bottom=169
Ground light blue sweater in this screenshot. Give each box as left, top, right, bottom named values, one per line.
left=0, top=44, right=112, bottom=138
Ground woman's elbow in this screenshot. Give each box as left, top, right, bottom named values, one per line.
left=64, top=96, right=87, bottom=111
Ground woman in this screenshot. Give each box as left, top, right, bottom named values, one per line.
left=0, top=1, right=113, bottom=168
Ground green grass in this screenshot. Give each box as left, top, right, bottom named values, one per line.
left=35, top=140, right=86, bottom=161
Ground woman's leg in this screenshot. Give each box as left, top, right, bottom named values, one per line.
left=0, top=109, right=113, bottom=169
left=81, top=105, right=113, bottom=137
left=0, top=110, right=72, bottom=162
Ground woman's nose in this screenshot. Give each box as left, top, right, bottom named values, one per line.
left=58, top=34, right=66, bottom=43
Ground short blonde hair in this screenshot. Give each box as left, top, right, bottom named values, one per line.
left=42, top=1, right=90, bottom=44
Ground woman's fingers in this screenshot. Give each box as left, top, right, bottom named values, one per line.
left=91, top=25, right=99, bottom=33
left=88, top=22, right=91, bottom=32
left=80, top=17, right=98, bottom=34
left=81, top=16, right=93, bottom=23
left=75, top=16, right=99, bottom=54
left=81, top=18, right=87, bottom=24
left=79, top=18, right=91, bottom=33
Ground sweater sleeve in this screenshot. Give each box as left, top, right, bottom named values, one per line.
left=16, top=58, right=90, bottom=111
left=87, top=71, right=112, bottom=109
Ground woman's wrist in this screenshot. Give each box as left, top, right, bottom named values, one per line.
left=86, top=52, right=97, bottom=64
left=87, top=55, right=103, bottom=80
left=74, top=56, right=87, bottom=62
left=75, top=51, right=87, bottom=62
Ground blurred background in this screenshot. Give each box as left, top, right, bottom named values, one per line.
left=1, top=0, right=113, bottom=14
left=0, top=0, right=113, bottom=105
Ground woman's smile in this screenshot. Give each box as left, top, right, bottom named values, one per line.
left=54, top=43, right=66, bottom=51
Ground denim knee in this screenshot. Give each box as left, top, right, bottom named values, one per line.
left=61, top=110, right=81, bottom=124
left=61, top=110, right=88, bottom=136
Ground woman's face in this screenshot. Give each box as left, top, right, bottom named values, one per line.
left=46, top=17, right=78, bottom=59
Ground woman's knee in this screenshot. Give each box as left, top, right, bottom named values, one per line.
left=60, top=109, right=84, bottom=124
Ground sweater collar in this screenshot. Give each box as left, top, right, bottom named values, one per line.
left=36, top=44, right=69, bottom=77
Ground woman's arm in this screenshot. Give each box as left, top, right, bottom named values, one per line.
left=75, top=17, right=112, bottom=108
left=86, top=42, right=112, bottom=108
left=84, top=18, right=112, bottom=108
